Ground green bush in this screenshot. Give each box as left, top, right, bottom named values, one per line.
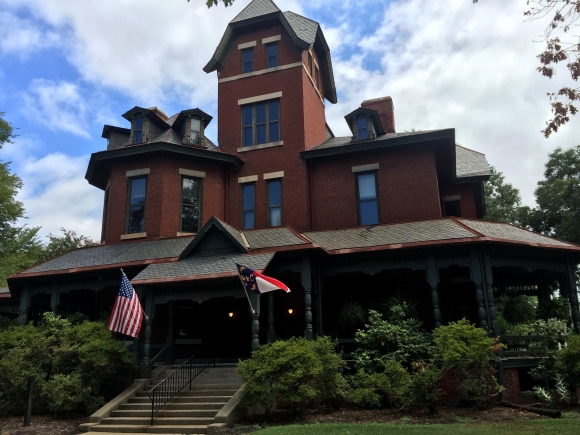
left=537, top=297, right=571, bottom=322
left=0, top=312, right=137, bottom=416
left=433, top=319, right=503, bottom=408
left=502, top=295, right=537, bottom=325
left=352, top=305, right=431, bottom=373
left=555, top=334, right=580, bottom=402
left=236, top=337, right=346, bottom=416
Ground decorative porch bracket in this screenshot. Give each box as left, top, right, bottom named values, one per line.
left=302, top=253, right=313, bottom=340
left=470, top=249, right=489, bottom=330
left=426, top=254, right=441, bottom=328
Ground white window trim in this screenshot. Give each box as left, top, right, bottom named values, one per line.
left=238, top=41, right=257, bottom=49
left=352, top=163, right=379, bottom=173
left=238, top=175, right=259, bottom=184
left=262, top=35, right=281, bottom=44
left=264, top=171, right=284, bottom=180
left=179, top=168, right=206, bottom=178
left=126, top=168, right=150, bottom=177
left=443, top=195, right=461, bottom=202
left=238, top=92, right=283, bottom=106
left=237, top=141, right=284, bottom=153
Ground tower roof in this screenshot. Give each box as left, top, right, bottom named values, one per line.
left=230, top=0, right=280, bottom=23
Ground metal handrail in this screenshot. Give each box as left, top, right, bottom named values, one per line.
left=146, top=349, right=215, bottom=426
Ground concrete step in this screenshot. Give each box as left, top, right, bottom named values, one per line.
left=101, top=417, right=215, bottom=426
left=193, top=378, right=241, bottom=385
left=111, top=409, right=218, bottom=418
left=88, top=424, right=207, bottom=433
left=120, top=402, right=224, bottom=411
left=128, top=395, right=232, bottom=404
left=135, top=387, right=239, bottom=398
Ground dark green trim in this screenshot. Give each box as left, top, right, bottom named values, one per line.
left=101, top=125, right=130, bottom=139
left=85, top=142, right=244, bottom=190
left=301, top=129, right=455, bottom=160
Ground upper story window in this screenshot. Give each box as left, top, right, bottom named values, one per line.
left=444, top=200, right=461, bottom=217
left=356, top=172, right=379, bottom=225
left=266, top=43, right=278, bottom=68
left=267, top=179, right=282, bottom=227
left=308, top=52, right=313, bottom=76
left=181, top=176, right=202, bottom=232
left=127, top=176, right=147, bottom=233
left=190, top=118, right=201, bottom=145
left=242, top=183, right=255, bottom=230
left=315, top=66, right=320, bottom=89
left=242, top=100, right=280, bottom=147
left=356, top=116, right=369, bottom=140
left=133, top=115, right=144, bottom=143
left=242, top=48, right=253, bottom=73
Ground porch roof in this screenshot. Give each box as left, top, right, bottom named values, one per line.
left=131, top=252, right=276, bottom=285
left=302, top=218, right=580, bottom=254
left=8, top=236, right=194, bottom=279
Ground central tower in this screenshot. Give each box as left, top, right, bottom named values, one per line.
left=204, top=0, right=337, bottom=231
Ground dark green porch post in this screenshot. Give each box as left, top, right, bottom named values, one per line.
left=250, top=292, right=261, bottom=351
left=482, top=250, right=498, bottom=335
left=470, top=249, right=489, bottom=330
left=167, top=300, right=175, bottom=364
left=18, top=282, right=30, bottom=326
left=50, top=281, right=59, bottom=314
left=427, top=254, right=441, bottom=327
left=140, top=286, right=154, bottom=378
left=267, top=293, right=277, bottom=343
left=302, top=253, right=313, bottom=339
left=565, top=258, right=580, bottom=333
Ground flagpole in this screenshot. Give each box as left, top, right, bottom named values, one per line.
left=233, top=259, right=255, bottom=315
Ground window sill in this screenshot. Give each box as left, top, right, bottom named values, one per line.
left=238, top=141, right=284, bottom=153
left=176, top=232, right=196, bottom=237
left=120, top=232, right=146, bottom=240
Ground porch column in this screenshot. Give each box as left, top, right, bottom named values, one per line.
left=50, top=281, right=59, bottom=314
left=482, top=250, right=498, bottom=334
left=267, top=293, right=277, bottom=343
left=470, top=249, right=489, bottom=330
left=565, top=258, right=580, bottom=333
left=302, top=253, right=313, bottom=339
left=249, top=292, right=261, bottom=351
left=167, top=301, right=175, bottom=364
left=426, top=254, right=442, bottom=328
left=140, top=286, right=154, bottom=378
left=18, top=282, right=30, bottom=326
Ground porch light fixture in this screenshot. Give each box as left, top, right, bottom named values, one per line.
left=288, top=309, right=293, bottom=315
left=228, top=312, right=234, bottom=318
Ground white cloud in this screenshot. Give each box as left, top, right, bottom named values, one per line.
left=16, top=151, right=103, bottom=242
left=0, top=10, right=60, bottom=56
left=22, top=79, right=95, bottom=138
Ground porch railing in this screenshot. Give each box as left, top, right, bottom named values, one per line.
left=146, top=348, right=215, bottom=426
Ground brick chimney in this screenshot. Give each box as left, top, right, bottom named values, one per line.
left=361, top=96, right=395, bottom=133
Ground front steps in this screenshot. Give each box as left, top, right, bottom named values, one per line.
left=83, top=364, right=242, bottom=434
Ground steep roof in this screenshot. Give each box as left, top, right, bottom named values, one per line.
left=204, top=0, right=337, bottom=103
left=456, top=145, right=491, bottom=179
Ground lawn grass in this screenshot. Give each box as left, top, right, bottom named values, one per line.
left=252, top=412, right=580, bottom=435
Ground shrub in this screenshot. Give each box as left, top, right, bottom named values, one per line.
left=555, top=334, right=580, bottom=403
left=0, top=312, right=137, bottom=416
left=502, top=295, right=537, bottom=325
left=236, top=337, right=346, bottom=416
left=537, top=297, right=571, bottom=322
left=353, top=305, right=431, bottom=373
left=433, top=319, right=503, bottom=408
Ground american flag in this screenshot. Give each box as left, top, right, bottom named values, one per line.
left=107, top=271, right=144, bottom=338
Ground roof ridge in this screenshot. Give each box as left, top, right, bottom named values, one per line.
left=283, top=10, right=319, bottom=25
left=456, top=144, right=486, bottom=156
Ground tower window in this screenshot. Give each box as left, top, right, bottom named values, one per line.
left=267, top=179, right=282, bottom=227
left=242, top=48, right=253, bottom=73
left=308, top=52, right=313, bottom=76
left=242, top=183, right=255, bottom=230
left=241, top=100, right=280, bottom=147
left=356, top=172, right=379, bottom=225
left=127, top=176, right=147, bottom=233
left=266, top=42, right=278, bottom=68
left=190, top=118, right=201, bottom=145
left=181, top=176, right=202, bottom=232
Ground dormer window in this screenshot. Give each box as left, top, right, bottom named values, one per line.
left=190, top=118, right=201, bottom=145
left=357, top=117, right=369, bottom=140
left=133, top=115, right=144, bottom=143
left=345, top=107, right=384, bottom=142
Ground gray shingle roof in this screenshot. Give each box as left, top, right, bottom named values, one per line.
left=231, top=0, right=280, bottom=23
left=457, top=219, right=573, bottom=247
left=220, top=220, right=250, bottom=249
left=18, top=237, right=193, bottom=275
left=283, top=11, right=318, bottom=45
left=304, top=219, right=477, bottom=251
left=132, top=252, right=275, bottom=282
left=456, top=145, right=490, bottom=179
left=309, top=130, right=447, bottom=152
left=244, top=227, right=307, bottom=249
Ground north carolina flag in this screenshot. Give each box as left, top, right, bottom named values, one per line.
left=236, top=263, right=291, bottom=294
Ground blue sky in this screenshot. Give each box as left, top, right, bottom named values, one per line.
left=1, top=0, right=580, bottom=242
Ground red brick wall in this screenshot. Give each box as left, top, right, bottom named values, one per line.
left=310, top=145, right=442, bottom=229
left=103, top=154, right=226, bottom=244
left=441, top=183, right=478, bottom=219
left=361, top=97, right=395, bottom=133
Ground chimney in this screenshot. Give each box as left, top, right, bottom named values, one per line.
left=361, top=96, right=395, bottom=133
